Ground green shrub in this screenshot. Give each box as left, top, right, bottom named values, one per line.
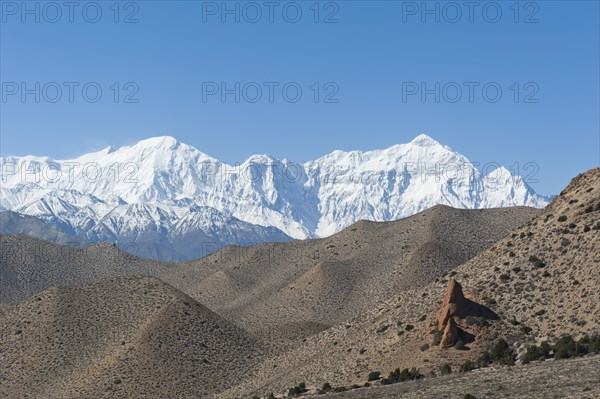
left=490, top=339, right=515, bottom=365
left=557, top=215, right=567, bottom=222
left=333, top=386, right=347, bottom=392
left=476, top=351, right=492, bottom=368
left=554, top=336, right=576, bottom=359
left=464, top=395, right=477, bottom=399
left=288, top=383, right=308, bottom=397
left=367, top=371, right=381, bottom=381
left=520, top=325, right=533, bottom=334
left=521, top=341, right=553, bottom=364
left=405, top=324, right=414, bottom=332
left=320, top=382, right=332, bottom=392
left=381, top=368, right=424, bottom=385
left=454, top=340, right=466, bottom=350
left=459, top=360, right=476, bottom=372
left=484, top=297, right=497, bottom=306
left=590, top=335, right=600, bottom=353
left=440, top=363, right=452, bottom=375
left=420, top=343, right=430, bottom=351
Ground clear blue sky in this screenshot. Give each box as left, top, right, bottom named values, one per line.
left=1, top=0, right=598, bottom=195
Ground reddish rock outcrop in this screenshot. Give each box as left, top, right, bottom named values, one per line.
left=438, top=279, right=466, bottom=330
left=436, top=279, right=498, bottom=349
left=439, top=317, right=459, bottom=349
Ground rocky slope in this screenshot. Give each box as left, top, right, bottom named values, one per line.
left=215, top=167, right=599, bottom=398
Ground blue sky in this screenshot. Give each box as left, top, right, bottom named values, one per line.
left=1, top=0, right=599, bottom=195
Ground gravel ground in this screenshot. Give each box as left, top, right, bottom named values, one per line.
left=305, top=355, right=600, bottom=399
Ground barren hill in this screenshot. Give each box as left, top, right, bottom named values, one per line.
left=179, top=205, right=540, bottom=340
left=1, top=205, right=540, bottom=344
left=0, top=276, right=266, bottom=399
left=216, top=168, right=600, bottom=398
left=0, top=235, right=177, bottom=305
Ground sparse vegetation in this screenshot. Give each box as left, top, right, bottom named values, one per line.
left=380, top=368, right=423, bottom=385
left=376, top=324, right=389, bottom=333
left=490, top=339, right=515, bottom=365
left=521, top=342, right=552, bottom=364
left=440, top=364, right=452, bottom=375
left=520, top=325, right=533, bottom=334
left=320, top=382, right=332, bottom=393
left=484, top=296, right=497, bottom=306
left=521, top=334, right=600, bottom=364
left=459, top=360, right=476, bottom=372
left=287, top=382, right=307, bottom=397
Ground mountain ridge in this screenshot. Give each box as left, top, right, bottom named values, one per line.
left=0, top=134, right=551, bottom=260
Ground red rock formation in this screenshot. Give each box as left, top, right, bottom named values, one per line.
left=439, top=317, right=459, bottom=349
left=438, top=279, right=466, bottom=330
left=436, top=279, right=498, bottom=349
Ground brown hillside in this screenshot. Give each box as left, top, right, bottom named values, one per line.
left=0, top=277, right=266, bottom=399
left=1, top=206, right=540, bottom=345
left=216, top=168, right=600, bottom=398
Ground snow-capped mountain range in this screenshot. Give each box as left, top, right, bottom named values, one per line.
left=0, top=134, right=550, bottom=260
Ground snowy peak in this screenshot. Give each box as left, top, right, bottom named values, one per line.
left=0, top=134, right=551, bottom=260
left=409, top=133, right=442, bottom=147
left=135, top=135, right=180, bottom=148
